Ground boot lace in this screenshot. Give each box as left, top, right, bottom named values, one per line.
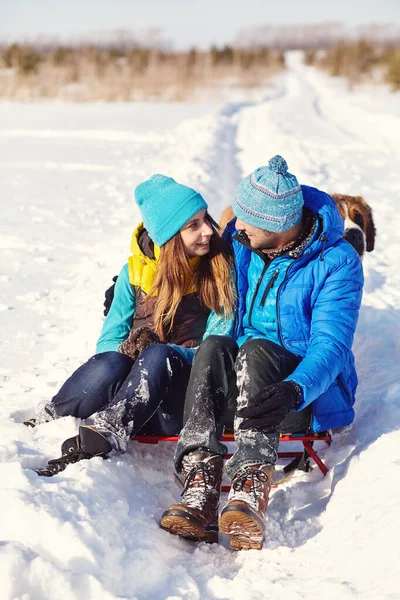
left=182, top=462, right=215, bottom=496
left=180, top=461, right=220, bottom=510
left=232, top=468, right=269, bottom=503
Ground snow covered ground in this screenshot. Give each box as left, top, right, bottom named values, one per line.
left=1, top=52, right=399, bottom=599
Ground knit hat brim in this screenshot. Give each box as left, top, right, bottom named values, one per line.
left=135, top=174, right=208, bottom=246
left=151, top=191, right=208, bottom=246
left=233, top=188, right=303, bottom=232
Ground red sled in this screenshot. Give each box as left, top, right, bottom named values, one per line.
left=133, top=430, right=331, bottom=491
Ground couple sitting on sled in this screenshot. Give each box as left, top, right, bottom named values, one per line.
left=29, top=155, right=364, bottom=551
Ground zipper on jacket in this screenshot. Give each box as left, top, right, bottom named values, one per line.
left=248, top=262, right=269, bottom=327
left=260, top=269, right=279, bottom=307
left=319, top=235, right=328, bottom=261
left=276, top=260, right=297, bottom=346
left=275, top=224, right=324, bottom=342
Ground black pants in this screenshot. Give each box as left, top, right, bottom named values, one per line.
left=175, top=335, right=311, bottom=478
left=175, top=335, right=238, bottom=470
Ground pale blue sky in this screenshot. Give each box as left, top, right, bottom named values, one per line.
left=1, top=0, right=399, bottom=49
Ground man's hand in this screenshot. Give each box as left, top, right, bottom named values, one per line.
left=237, top=381, right=302, bottom=432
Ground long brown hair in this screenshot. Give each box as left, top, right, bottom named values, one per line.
left=149, top=214, right=234, bottom=340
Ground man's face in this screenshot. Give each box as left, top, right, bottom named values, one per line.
left=235, top=218, right=283, bottom=251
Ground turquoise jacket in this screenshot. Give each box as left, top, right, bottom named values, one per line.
left=96, top=263, right=235, bottom=364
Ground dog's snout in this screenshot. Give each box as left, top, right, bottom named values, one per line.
left=345, top=228, right=363, bottom=243
left=344, top=227, right=365, bottom=257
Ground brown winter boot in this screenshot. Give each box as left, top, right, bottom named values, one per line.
left=160, top=450, right=224, bottom=544
left=219, top=464, right=274, bottom=551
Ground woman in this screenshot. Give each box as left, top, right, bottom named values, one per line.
left=34, top=174, right=235, bottom=476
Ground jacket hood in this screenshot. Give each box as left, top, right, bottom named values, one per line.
left=128, top=221, right=200, bottom=292
left=130, top=222, right=160, bottom=262
left=301, top=185, right=344, bottom=247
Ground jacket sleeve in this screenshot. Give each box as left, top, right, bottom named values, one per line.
left=96, top=264, right=136, bottom=354
left=202, top=310, right=236, bottom=341
left=201, top=269, right=237, bottom=341
left=285, top=253, right=364, bottom=407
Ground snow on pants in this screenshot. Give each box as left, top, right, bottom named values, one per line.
left=41, top=347, right=190, bottom=448
left=175, top=335, right=311, bottom=479
left=92, top=344, right=191, bottom=453
left=41, top=351, right=135, bottom=421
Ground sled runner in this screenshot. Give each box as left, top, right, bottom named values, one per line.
left=34, top=429, right=331, bottom=480
left=133, top=430, right=332, bottom=490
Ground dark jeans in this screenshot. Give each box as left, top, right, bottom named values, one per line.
left=175, top=335, right=311, bottom=478
left=42, top=347, right=191, bottom=452
left=93, top=344, right=191, bottom=452
left=45, top=352, right=134, bottom=420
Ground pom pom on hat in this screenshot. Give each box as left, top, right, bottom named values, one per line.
left=268, top=155, right=288, bottom=175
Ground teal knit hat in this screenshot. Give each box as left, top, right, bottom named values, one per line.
left=135, top=174, right=208, bottom=246
left=233, top=155, right=304, bottom=233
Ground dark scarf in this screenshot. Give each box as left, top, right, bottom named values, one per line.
left=261, top=209, right=317, bottom=261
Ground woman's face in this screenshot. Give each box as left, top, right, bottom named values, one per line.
left=180, top=209, right=213, bottom=258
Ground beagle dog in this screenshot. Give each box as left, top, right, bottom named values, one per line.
left=218, top=194, right=376, bottom=260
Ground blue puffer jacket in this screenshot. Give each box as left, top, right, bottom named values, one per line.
left=225, top=185, right=364, bottom=432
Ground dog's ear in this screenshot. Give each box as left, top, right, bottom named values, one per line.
left=352, top=196, right=376, bottom=252
left=332, top=193, right=376, bottom=253
left=219, top=205, right=235, bottom=230
left=330, top=194, right=346, bottom=219
left=365, top=206, right=376, bottom=252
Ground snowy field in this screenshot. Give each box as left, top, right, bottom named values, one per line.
left=1, top=52, right=400, bottom=599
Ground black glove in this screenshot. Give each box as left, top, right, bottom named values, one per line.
left=103, top=276, right=118, bottom=316
left=237, top=381, right=302, bottom=433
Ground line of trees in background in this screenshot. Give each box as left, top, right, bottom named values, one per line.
left=1, top=22, right=399, bottom=100
left=236, top=22, right=400, bottom=50
left=237, top=21, right=400, bottom=91
left=305, top=41, right=400, bottom=90
left=0, top=41, right=285, bottom=101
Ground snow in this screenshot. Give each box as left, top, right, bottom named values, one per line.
left=1, top=52, right=400, bottom=599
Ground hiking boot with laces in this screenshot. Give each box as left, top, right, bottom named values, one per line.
left=160, top=450, right=223, bottom=543
left=35, top=425, right=112, bottom=477
left=219, top=464, right=274, bottom=550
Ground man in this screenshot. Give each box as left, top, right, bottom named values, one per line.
left=160, top=155, right=364, bottom=550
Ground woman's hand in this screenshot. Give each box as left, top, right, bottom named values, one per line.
left=118, top=326, right=164, bottom=362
